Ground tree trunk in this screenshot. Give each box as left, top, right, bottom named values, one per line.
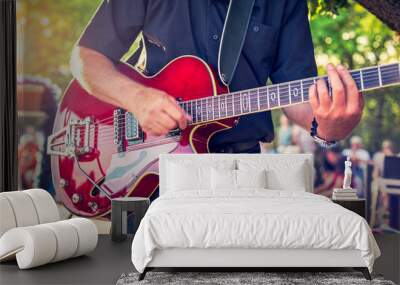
left=356, top=0, right=400, bottom=32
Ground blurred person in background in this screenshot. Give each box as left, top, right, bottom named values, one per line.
left=370, top=140, right=397, bottom=228
left=342, top=136, right=370, bottom=197
left=372, top=140, right=395, bottom=178
left=277, top=114, right=293, bottom=153
left=314, top=146, right=347, bottom=197
left=292, top=124, right=316, bottom=154
left=259, top=142, right=278, bottom=154
left=343, top=136, right=371, bottom=165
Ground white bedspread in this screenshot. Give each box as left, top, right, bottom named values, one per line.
left=131, top=190, right=380, bottom=273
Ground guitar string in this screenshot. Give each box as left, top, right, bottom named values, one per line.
left=51, top=135, right=181, bottom=154
left=58, top=131, right=181, bottom=152
left=81, top=71, right=400, bottom=142
left=71, top=70, right=400, bottom=142
left=91, top=67, right=399, bottom=127
left=88, top=70, right=400, bottom=138
left=52, top=69, right=400, bottom=149
left=81, top=65, right=400, bottom=127
left=96, top=67, right=400, bottom=127
left=85, top=69, right=400, bottom=135
left=84, top=66, right=400, bottom=129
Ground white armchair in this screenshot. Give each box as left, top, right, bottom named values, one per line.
left=0, top=189, right=98, bottom=269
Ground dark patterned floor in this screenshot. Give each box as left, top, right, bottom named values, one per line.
left=0, top=234, right=398, bottom=285
left=117, top=271, right=395, bottom=285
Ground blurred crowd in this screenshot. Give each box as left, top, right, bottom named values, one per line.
left=260, top=114, right=398, bottom=199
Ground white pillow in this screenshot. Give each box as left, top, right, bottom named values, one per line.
left=167, top=162, right=211, bottom=191
left=211, top=168, right=236, bottom=190
left=211, top=169, right=267, bottom=190
left=266, top=168, right=306, bottom=191
left=166, top=158, right=236, bottom=192
left=238, top=159, right=307, bottom=191
left=236, top=169, right=267, bottom=189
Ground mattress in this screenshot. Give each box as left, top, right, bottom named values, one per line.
left=131, top=189, right=380, bottom=273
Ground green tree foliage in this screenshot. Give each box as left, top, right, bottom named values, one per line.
left=310, top=3, right=400, bottom=152
left=17, top=0, right=102, bottom=89
left=16, top=0, right=400, bottom=152
left=309, top=0, right=400, bottom=32
left=308, top=0, right=349, bottom=15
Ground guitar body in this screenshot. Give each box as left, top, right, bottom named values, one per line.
left=49, top=56, right=234, bottom=217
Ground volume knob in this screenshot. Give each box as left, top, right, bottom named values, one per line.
left=71, top=193, right=81, bottom=204
left=88, top=201, right=98, bottom=212
left=59, top=179, right=68, bottom=188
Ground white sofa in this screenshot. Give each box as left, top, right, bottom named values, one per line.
left=0, top=189, right=98, bottom=269
left=132, top=154, right=379, bottom=281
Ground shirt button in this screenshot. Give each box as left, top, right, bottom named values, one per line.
left=212, top=34, right=219, bottom=40
left=253, top=25, right=260, bottom=32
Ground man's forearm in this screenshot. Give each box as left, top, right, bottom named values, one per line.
left=283, top=103, right=314, bottom=131
left=70, top=46, right=144, bottom=110
left=70, top=46, right=188, bottom=136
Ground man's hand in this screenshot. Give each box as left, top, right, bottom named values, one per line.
left=70, top=47, right=190, bottom=137
left=127, top=87, right=191, bottom=136
left=309, top=64, right=364, bottom=141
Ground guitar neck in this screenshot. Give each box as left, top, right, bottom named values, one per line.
left=180, top=62, right=400, bottom=125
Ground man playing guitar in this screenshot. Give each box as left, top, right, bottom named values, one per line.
left=71, top=0, right=363, bottom=153
left=51, top=0, right=399, bottom=217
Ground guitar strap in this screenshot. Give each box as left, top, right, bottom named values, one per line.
left=218, top=0, right=256, bottom=86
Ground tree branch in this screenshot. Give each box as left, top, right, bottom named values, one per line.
left=355, top=0, right=400, bottom=32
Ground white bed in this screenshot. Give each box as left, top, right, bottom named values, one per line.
left=131, top=154, right=380, bottom=280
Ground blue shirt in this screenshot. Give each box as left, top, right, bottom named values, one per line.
left=79, top=0, right=317, bottom=149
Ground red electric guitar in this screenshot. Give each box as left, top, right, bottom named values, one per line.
left=47, top=56, right=400, bottom=217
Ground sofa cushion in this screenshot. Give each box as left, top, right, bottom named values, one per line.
left=1, top=191, right=39, bottom=228
left=0, top=189, right=60, bottom=238
left=0, top=196, right=17, bottom=237
left=0, top=218, right=98, bottom=269
left=24, top=189, right=60, bottom=223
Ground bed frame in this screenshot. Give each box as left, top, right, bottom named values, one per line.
left=138, top=154, right=372, bottom=281
left=139, top=248, right=371, bottom=280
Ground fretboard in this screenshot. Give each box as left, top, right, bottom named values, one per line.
left=179, top=62, right=400, bottom=125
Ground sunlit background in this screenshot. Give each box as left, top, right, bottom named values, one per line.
left=15, top=0, right=400, bottom=232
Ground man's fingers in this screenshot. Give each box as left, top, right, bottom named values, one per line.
left=336, top=64, right=362, bottom=112
left=164, top=96, right=188, bottom=129
left=327, top=64, right=346, bottom=108
left=146, top=122, right=168, bottom=137
left=166, top=96, right=192, bottom=123
left=317, top=78, right=331, bottom=111
left=309, top=83, right=319, bottom=110
left=155, top=112, right=178, bottom=131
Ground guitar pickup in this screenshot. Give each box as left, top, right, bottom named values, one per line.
left=166, top=128, right=181, bottom=137
left=125, top=112, right=141, bottom=140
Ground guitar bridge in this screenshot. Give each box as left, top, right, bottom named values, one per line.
left=47, top=117, right=93, bottom=157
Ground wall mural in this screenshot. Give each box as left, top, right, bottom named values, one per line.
left=16, top=0, right=400, bottom=232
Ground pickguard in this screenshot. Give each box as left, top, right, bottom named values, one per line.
left=102, top=142, right=178, bottom=195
